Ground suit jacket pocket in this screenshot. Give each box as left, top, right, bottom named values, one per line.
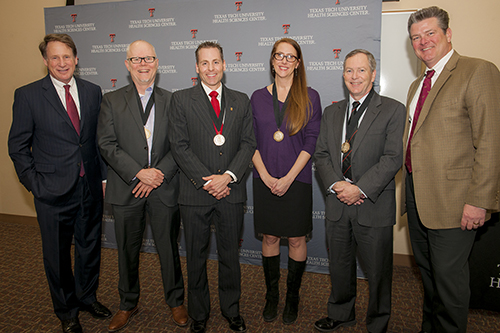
left=35, top=162, right=56, bottom=174
left=447, top=167, right=472, bottom=180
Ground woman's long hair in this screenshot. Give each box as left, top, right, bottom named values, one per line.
left=270, top=38, right=312, bottom=136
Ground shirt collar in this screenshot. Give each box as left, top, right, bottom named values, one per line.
left=349, top=89, right=370, bottom=108
left=426, top=49, right=454, bottom=76
left=50, top=75, right=76, bottom=90
left=201, top=81, right=222, bottom=98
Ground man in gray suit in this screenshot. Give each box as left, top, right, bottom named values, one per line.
left=313, top=49, right=405, bottom=333
left=169, top=41, right=256, bottom=333
left=97, top=40, right=187, bottom=332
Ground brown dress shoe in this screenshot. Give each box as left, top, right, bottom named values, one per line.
left=169, top=304, right=188, bottom=326
left=108, top=306, right=138, bottom=332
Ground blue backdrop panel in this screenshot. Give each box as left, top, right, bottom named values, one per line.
left=45, top=0, right=382, bottom=274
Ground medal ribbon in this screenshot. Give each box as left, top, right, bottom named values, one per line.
left=133, top=84, right=155, bottom=126
left=272, top=82, right=290, bottom=133
left=205, top=88, right=226, bottom=136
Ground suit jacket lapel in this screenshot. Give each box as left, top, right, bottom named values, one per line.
left=42, top=75, right=77, bottom=134
left=75, top=77, right=87, bottom=132
left=353, top=92, right=382, bottom=153
left=152, top=87, right=165, bottom=147
left=413, top=52, right=459, bottom=137
left=125, top=84, right=147, bottom=139
left=221, top=84, right=236, bottom=135
left=333, top=100, right=347, bottom=167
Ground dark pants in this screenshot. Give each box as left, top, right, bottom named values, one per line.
left=326, top=205, right=393, bottom=333
left=112, top=192, right=184, bottom=310
left=406, top=172, right=476, bottom=333
left=180, top=199, right=243, bottom=321
left=35, top=176, right=102, bottom=321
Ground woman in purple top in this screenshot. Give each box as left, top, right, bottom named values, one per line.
left=251, top=38, right=321, bottom=325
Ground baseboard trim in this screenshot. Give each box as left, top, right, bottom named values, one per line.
left=0, top=213, right=38, bottom=226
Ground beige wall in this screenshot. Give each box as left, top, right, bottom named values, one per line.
left=1, top=0, right=498, bottom=256
left=0, top=0, right=66, bottom=218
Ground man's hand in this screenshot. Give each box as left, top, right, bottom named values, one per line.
left=136, top=168, right=164, bottom=188
left=102, top=182, right=106, bottom=199
left=333, top=181, right=364, bottom=206
left=202, top=174, right=232, bottom=200
left=132, top=181, right=154, bottom=198
left=461, top=204, right=486, bottom=230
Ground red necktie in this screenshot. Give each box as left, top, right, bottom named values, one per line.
left=405, top=70, right=435, bottom=173
left=64, top=84, right=85, bottom=177
left=64, top=84, right=80, bottom=135
left=209, top=90, right=220, bottom=117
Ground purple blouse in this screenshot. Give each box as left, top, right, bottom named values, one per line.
left=251, top=86, right=322, bottom=184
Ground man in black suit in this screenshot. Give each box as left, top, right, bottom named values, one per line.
left=313, top=49, right=405, bottom=333
left=8, top=34, right=111, bottom=333
left=97, top=40, right=187, bottom=332
left=169, top=41, right=256, bottom=333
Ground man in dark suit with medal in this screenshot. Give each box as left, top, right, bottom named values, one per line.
left=8, top=34, right=111, bottom=333
left=313, top=49, right=405, bottom=333
left=97, top=40, right=187, bottom=332
left=169, top=41, right=256, bottom=333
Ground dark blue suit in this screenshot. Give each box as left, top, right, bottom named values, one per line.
left=8, top=75, right=105, bottom=320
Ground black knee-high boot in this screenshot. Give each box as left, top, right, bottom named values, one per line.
left=262, top=254, right=280, bottom=322
left=282, top=257, right=306, bottom=325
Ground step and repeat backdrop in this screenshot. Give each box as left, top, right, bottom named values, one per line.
left=45, top=0, right=382, bottom=274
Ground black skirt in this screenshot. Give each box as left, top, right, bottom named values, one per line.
left=253, top=177, right=312, bottom=237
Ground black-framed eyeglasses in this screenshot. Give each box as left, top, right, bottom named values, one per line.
left=273, top=53, right=298, bottom=63
left=127, top=56, right=157, bottom=64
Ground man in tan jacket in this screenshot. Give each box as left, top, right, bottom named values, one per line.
left=402, top=6, right=500, bottom=333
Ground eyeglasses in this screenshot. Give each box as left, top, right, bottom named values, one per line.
left=127, top=56, right=157, bottom=64
left=273, top=53, right=298, bottom=63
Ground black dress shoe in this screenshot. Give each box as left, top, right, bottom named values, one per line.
left=222, top=314, right=247, bottom=332
left=61, top=317, right=83, bottom=333
left=82, top=301, right=112, bottom=319
left=190, top=319, right=208, bottom=333
left=314, top=317, right=356, bottom=332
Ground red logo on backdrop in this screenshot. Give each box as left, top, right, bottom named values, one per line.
left=336, top=0, right=340, bottom=4
left=235, top=1, right=242, bottom=11
left=149, top=8, right=155, bottom=17
left=332, top=49, right=341, bottom=59
left=111, top=79, right=117, bottom=87
left=282, top=24, right=290, bottom=34
left=235, top=52, right=242, bottom=61
left=109, top=34, right=116, bottom=42
left=191, top=29, right=198, bottom=38
left=71, top=14, right=77, bottom=22
left=191, top=77, right=198, bottom=86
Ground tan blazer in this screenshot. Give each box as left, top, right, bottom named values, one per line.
left=401, top=51, right=500, bottom=229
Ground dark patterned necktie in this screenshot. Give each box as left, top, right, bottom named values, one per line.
left=342, top=101, right=361, bottom=180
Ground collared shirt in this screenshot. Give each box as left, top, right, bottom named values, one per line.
left=139, top=84, right=156, bottom=166
left=200, top=81, right=237, bottom=184
left=407, top=49, right=455, bottom=137
left=50, top=75, right=81, bottom=117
